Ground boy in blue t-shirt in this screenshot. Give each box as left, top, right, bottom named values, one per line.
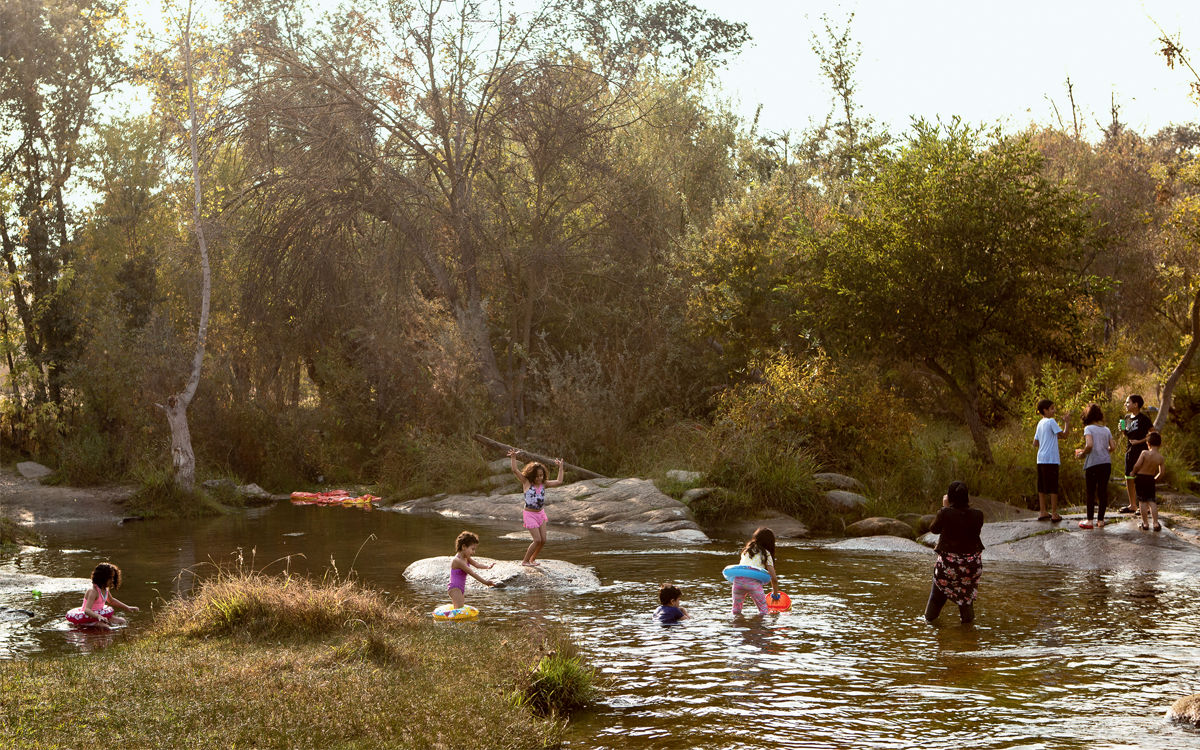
left=1033, top=398, right=1071, bottom=522
left=653, top=583, right=689, bottom=623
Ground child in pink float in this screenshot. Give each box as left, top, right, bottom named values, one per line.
left=66, top=562, right=138, bottom=628
left=508, top=448, right=565, bottom=567
left=732, top=527, right=779, bottom=616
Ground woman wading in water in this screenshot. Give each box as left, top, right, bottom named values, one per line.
left=925, top=480, right=984, bottom=624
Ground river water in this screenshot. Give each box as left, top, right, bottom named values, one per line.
left=2, top=501, right=1199, bottom=749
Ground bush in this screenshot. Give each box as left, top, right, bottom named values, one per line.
left=122, top=468, right=228, bottom=519
left=155, top=567, right=411, bottom=641
left=517, top=633, right=598, bottom=717
left=0, top=515, right=41, bottom=547
left=56, top=426, right=119, bottom=486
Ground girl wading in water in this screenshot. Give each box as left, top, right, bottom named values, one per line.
left=925, top=481, right=984, bottom=625
left=508, top=449, right=565, bottom=567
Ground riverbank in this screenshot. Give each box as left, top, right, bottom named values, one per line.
left=0, top=570, right=587, bottom=749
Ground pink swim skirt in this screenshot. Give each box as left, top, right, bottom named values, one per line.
left=523, top=509, right=548, bottom=529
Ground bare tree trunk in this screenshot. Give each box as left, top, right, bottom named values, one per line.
left=1156, top=286, right=1200, bottom=432
left=156, top=2, right=211, bottom=493
left=925, top=357, right=994, bottom=464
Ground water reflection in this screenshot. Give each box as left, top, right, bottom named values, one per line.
left=1, top=503, right=1199, bottom=748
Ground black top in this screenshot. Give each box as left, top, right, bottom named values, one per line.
left=1124, top=412, right=1153, bottom=456
left=930, top=505, right=985, bottom=554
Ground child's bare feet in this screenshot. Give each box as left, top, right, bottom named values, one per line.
left=1096, top=520, right=1106, bottom=528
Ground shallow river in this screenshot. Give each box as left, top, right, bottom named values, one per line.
left=2, top=502, right=1200, bottom=749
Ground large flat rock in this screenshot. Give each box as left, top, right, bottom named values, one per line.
left=402, top=557, right=600, bottom=590
left=387, top=478, right=708, bottom=542
left=906, top=515, right=1200, bottom=573
left=828, top=537, right=934, bottom=555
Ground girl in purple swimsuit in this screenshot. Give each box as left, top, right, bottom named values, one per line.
left=507, top=449, right=565, bottom=567
left=448, top=531, right=498, bottom=609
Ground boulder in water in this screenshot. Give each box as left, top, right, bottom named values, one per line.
left=846, top=517, right=916, bottom=540
left=389, top=477, right=708, bottom=542
left=403, top=557, right=600, bottom=590
left=713, top=510, right=809, bottom=541
left=1167, top=694, right=1200, bottom=726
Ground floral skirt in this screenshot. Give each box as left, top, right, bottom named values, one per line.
left=933, top=552, right=982, bottom=606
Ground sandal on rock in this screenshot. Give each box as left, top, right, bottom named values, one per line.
left=1140, top=523, right=1149, bottom=531
left=1050, top=516, right=1063, bottom=522
left=1153, top=524, right=1162, bottom=532
left=1078, top=521, right=1094, bottom=529
left=1119, top=506, right=1136, bottom=514
left=1037, top=515, right=1052, bottom=521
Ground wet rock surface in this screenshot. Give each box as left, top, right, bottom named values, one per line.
left=402, top=556, right=600, bottom=590
left=1167, top=694, right=1200, bottom=726
left=824, top=490, right=868, bottom=512
left=387, top=478, right=709, bottom=542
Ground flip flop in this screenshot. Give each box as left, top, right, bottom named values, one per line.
left=1078, top=521, right=1094, bottom=529
left=1118, top=507, right=1136, bottom=514
left=1153, top=524, right=1162, bottom=532
left=1037, top=515, right=1052, bottom=521
left=1050, top=516, right=1063, bottom=522
left=1140, top=523, right=1149, bottom=531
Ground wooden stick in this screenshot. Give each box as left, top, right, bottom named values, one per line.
left=472, top=434, right=607, bottom=480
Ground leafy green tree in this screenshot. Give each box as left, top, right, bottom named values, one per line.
left=0, top=0, right=126, bottom=407
left=823, top=120, right=1096, bottom=462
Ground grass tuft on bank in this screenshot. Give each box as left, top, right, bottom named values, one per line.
left=0, top=515, right=42, bottom=548
left=0, top=571, right=590, bottom=749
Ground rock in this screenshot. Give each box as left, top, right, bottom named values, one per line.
left=824, top=490, right=868, bottom=512
left=489, top=483, right=521, bottom=496
left=488, top=457, right=512, bottom=474
left=813, top=473, right=863, bottom=491
left=403, top=557, right=599, bottom=590
left=501, top=530, right=580, bottom=541
left=713, top=510, right=809, bottom=541
left=388, top=477, right=709, bottom=542
left=16, top=462, right=53, bottom=479
left=845, top=517, right=916, bottom=540
left=666, top=470, right=703, bottom=484
left=681, top=487, right=715, bottom=503
left=239, top=483, right=270, bottom=498
left=1168, top=694, right=1200, bottom=726
left=0, top=607, right=36, bottom=621
left=202, top=478, right=237, bottom=491
left=828, top=537, right=934, bottom=555
left=969, top=495, right=1039, bottom=522
left=920, top=514, right=937, bottom=534
left=486, top=474, right=514, bottom=487
left=896, top=513, right=929, bottom=534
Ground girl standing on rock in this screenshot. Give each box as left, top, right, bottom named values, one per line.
left=925, top=481, right=984, bottom=625
left=508, top=449, right=565, bottom=567
left=1075, top=403, right=1117, bottom=529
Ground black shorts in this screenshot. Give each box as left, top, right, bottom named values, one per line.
left=1135, top=474, right=1157, bottom=503
left=1125, top=452, right=1140, bottom=478
left=1037, top=463, right=1060, bottom=495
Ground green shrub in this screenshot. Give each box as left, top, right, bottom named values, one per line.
left=55, top=427, right=119, bottom=486
left=0, top=515, right=41, bottom=547
left=521, top=650, right=598, bottom=716
left=122, top=467, right=227, bottom=519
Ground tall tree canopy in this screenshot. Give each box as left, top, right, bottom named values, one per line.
left=824, top=120, right=1096, bottom=462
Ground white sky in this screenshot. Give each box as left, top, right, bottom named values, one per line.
left=695, top=0, right=1200, bottom=139
left=118, top=0, right=1200, bottom=140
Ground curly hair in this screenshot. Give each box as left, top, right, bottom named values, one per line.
left=92, top=562, right=121, bottom=589
left=456, top=531, right=480, bottom=551
left=522, top=461, right=548, bottom=485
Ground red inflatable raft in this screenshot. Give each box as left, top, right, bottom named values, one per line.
left=290, top=490, right=379, bottom=508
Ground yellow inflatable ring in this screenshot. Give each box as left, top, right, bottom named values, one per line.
left=433, top=604, right=479, bottom=620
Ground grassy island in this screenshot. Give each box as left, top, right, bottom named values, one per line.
left=0, top=571, right=593, bottom=749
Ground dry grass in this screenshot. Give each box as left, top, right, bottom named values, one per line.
left=0, top=570, right=577, bottom=749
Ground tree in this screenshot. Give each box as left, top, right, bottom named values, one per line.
left=0, top=0, right=125, bottom=407
left=823, top=120, right=1096, bottom=462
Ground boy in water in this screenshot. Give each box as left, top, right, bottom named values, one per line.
left=1118, top=394, right=1158, bottom=514
left=1033, top=399, right=1071, bottom=522
left=1130, top=432, right=1166, bottom=532
left=653, top=583, right=689, bottom=623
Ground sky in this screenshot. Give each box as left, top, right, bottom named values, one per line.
left=690, top=0, right=1200, bottom=140
left=118, top=0, right=1200, bottom=141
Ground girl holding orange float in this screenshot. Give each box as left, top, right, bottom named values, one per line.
left=508, top=448, right=565, bottom=567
